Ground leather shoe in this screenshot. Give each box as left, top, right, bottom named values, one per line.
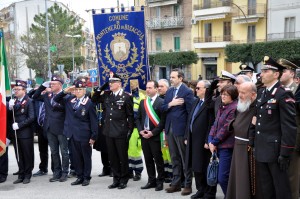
left=155, top=183, right=163, bottom=191
left=71, top=178, right=84, bottom=185
left=98, top=171, right=110, bottom=177
left=108, top=182, right=120, bottom=189
left=13, top=171, right=20, bottom=175
left=164, top=178, right=172, bottom=183
left=0, top=177, right=6, bottom=183
left=59, top=173, right=68, bottom=182
left=191, top=191, right=204, bottom=199
left=13, top=179, right=23, bottom=184
left=133, top=174, right=141, bottom=181
left=49, top=176, right=61, bottom=182
left=181, top=187, right=192, bottom=196
left=141, top=182, right=156, bottom=189
left=128, top=173, right=134, bottom=179
left=165, top=185, right=181, bottom=193
left=33, top=170, right=48, bottom=177
left=82, top=179, right=90, bottom=186
left=23, top=178, right=30, bottom=184
left=118, top=183, right=127, bottom=189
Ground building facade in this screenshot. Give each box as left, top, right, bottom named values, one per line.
left=144, top=0, right=193, bottom=80
left=191, top=0, right=267, bottom=80
left=267, top=0, right=300, bottom=41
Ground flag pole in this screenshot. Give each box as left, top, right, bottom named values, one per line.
left=0, top=28, right=19, bottom=162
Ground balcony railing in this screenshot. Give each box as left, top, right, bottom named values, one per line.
left=231, top=3, right=266, bottom=18
left=267, top=32, right=300, bottom=41
left=147, top=0, right=178, bottom=4
left=193, top=35, right=232, bottom=43
left=193, top=0, right=231, bottom=10
left=146, top=16, right=184, bottom=29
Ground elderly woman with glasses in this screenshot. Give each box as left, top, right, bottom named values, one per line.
left=208, top=84, right=238, bottom=197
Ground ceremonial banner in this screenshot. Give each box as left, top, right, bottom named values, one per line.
left=93, top=11, right=149, bottom=92
left=0, top=31, right=10, bottom=156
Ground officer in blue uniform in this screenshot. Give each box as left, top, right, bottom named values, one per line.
left=8, top=80, right=35, bottom=184
left=54, top=80, right=97, bottom=186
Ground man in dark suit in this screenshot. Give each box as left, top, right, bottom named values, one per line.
left=54, top=80, right=98, bottom=186
left=92, top=72, right=134, bottom=189
left=32, top=75, right=69, bottom=182
left=162, top=68, right=194, bottom=195
left=251, top=56, right=297, bottom=199
left=185, top=80, right=217, bottom=199
left=8, top=80, right=35, bottom=184
left=136, top=80, right=165, bottom=191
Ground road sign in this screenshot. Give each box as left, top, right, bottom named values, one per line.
left=65, top=78, right=70, bottom=84
left=89, top=69, right=97, bottom=77
left=27, top=80, right=32, bottom=85
left=90, top=77, right=97, bottom=83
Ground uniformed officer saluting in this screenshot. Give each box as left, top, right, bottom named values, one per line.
left=92, top=72, right=134, bottom=190
left=54, top=80, right=98, bottom=186
left=250, top=56, right=297, bottom=199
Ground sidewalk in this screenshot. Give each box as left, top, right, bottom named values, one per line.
left=0, top=143, right=224, bottom=199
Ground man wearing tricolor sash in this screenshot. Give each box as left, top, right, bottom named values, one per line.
left=136, top=80, right=165, bottom=191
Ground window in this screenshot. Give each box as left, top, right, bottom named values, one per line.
left=174, top=4, right=180, bottom=17
left=203, top=0, right=211, bottom=9
left=155, top=7, right=161, bottom=17
left=156, top=37, right=162, bottom=51
left=248, top=0, right=256, bottom=15
left=223, top=22, right=231, bottom=41
left=247, top=25, right=256, bottom=43
left=285, top=17, right=295, bottom=38
left=174, top=36, right=180, bottom=51
left=204, top=23, right=212, bottom=42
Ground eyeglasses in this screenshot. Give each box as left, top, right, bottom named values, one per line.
left=196, top=87, right=205, bottom=90
left=13, top=88, right=23, bottom=91
left=221, top=93, right=230, bottom=97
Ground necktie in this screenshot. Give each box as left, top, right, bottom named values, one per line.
left=190, top=100, right=203, bottom=132
left=51, top=94, right=57, bottom=106
left=38, top=102, right=45, bottom=126
left=173, top=88, right=177, bottom=98
left=14, top=99, right=22, bottom=110
left=73, top=98, right=80, bottom=110
left=264, top=88, right=268, bottom=98
left=144, top=98, right=152, bottom=130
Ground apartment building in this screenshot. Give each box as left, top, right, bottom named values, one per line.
left=144, top=0, right=193, bottom=80
left=191, top=0, right=267, bottom=80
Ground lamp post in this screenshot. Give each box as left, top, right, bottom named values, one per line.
left=65, top=34, right=81, bottom=82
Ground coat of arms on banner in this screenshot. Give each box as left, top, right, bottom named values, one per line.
left=110, top=33, right=130, bottom=62
left=93, top=11, right=149, bottom=92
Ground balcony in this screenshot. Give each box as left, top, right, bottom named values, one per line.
left=193, top=1, right=231, bottom=21
left=147, top=0, right=179, bottom=7
left=232, top=3, right=266, bottom=24
left=267, top=32, right=300, bottom=41
left=3, top=12, right=14, bottom=21
left=146, top=16, right=184, bottom=30
left=193, top=35, right=232, bottom=49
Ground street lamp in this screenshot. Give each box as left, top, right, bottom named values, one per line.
left=65, top=34, right=81, bottom=82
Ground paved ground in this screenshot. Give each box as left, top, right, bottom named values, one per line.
left=0, top=143, right=225, bottom=199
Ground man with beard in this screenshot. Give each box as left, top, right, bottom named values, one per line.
left=226, top=82, right=257, bottom=199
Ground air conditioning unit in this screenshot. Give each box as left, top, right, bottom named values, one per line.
left=191, top=18, right=197, bottom=25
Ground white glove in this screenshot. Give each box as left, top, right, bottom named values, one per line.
left=12, top=123, right=19, bottom=130
left=6, top=138, right=10, bottom=146
left=42, top=81, right=51, bottom=88
left=8, top=99, right=15, bottom=110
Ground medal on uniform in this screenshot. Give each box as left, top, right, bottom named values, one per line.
left=21, top=108, right=24, bottom=113
left=268, top=109, right=272, bottom=114
left=81, top=108, right=86, bottom=116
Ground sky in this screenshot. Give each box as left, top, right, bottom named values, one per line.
left=0, top=0, right=135, bottom=29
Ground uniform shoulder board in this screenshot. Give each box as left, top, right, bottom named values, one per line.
left=124, top=91, right=132, bottom=96
left=285, top=98, right=295, bottom=103
left=284, top=87, right=291, bottom=91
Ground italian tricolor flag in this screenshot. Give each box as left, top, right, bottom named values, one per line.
left=0, top=31, right=10, bottom=156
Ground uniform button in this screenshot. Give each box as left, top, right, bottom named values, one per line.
left=260, top=107, right=263, bottom=109
left=258, top=123, right=260, bottom=125
left=257, top=131, right=260, bottom=134
left=110, top=113, right=112, bottom=115
left=259, top=115, right=261, bottom=117
left=110, top=119, right=112, bottom=121
left=112, top=103, right=113, bottom=105
left=111, top=108, right=113, bottom=110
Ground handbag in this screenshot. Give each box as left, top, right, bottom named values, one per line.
left=207, top=152, right=219, bottom=186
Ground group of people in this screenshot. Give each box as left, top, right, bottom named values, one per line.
left=0, top=55, right=299, bottom=199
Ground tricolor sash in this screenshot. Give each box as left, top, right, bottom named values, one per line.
left=144, top=97, right=160, bottom=127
